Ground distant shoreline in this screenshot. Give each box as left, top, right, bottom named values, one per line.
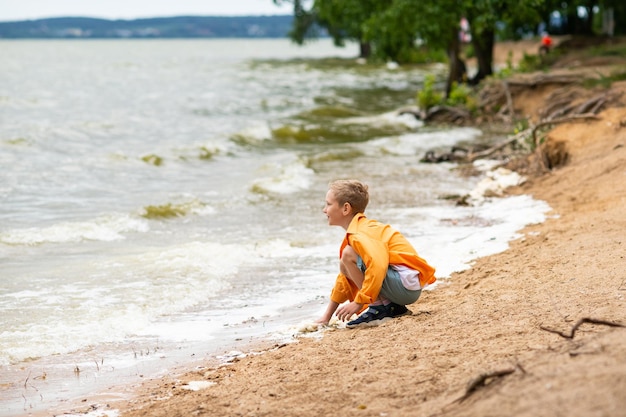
left=0, top=15, right=300, bottom=39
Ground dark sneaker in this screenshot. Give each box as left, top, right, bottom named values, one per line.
left=387, top=302, right=410, bottom=318
left=346, top=304, right=391, bottom=328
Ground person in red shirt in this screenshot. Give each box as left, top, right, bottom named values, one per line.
left=540, top=32, right=552, bottom=54
left=316, top=180, right=436, bottom=328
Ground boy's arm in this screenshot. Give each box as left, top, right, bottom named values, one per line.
left=315, top=300, right=340, bottom=324
left=350, top=238, right=389, bottom=305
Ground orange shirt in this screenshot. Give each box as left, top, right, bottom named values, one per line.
left=330, top=213, right=436, bottom=305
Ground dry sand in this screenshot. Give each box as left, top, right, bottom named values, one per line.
left=62, top=42, right=626, bottom=417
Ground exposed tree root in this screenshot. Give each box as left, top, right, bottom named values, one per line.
left=419, top=76, right=623, bottom=165
left=453, top=367, right=517, bottom=404
left=540, top=318, right=626, bottom=339
left=531, top=113, right=600, bottom=147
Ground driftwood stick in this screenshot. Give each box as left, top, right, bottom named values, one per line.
left=532, top=113, right=600, bottom=147
left=467, top=129, right=531, bottom=162
left=507, top=74, right=579, bottom=87
left=540, top=317, right=626, bottom=339
left=425, top=105, right=471, bottom=122
left=454, top=368, right=516, bottom=403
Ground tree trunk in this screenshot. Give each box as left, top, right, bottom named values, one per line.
left=359, top=42, right=371, bottom=59
left=445, top=27, right=467, bottom=98
left=469, top=28, right=494, bottom=85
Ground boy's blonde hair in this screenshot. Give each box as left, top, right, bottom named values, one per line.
left=329, top=180, right=369, bottom=214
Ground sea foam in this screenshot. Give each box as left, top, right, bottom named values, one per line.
left=250, top=159, right=314, bottom=195
left=0, top=214, right=149, bottom=245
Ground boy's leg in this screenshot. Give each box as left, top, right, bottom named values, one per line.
left=334, top=246, right=368, bottom=322
left=344, top=251, right=395, bottom=328
left=340, top=245, right=365, bottom=289
left=356, top=255, right=420, bottom=317
left=341, top=246, right=390, bottom=307
left=380, top=273, right=421, bottom=307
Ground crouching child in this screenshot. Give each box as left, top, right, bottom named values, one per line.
left=316, top=179, right=436, bottom=328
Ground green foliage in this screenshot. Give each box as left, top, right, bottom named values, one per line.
left=410, top=47, right=448, bottom=64
left=416, top=76, right=477, bottom=112
left=446, top=82, right=478, bottom=112
left=514, top=118, right=530, bottom=134
left=492, top=50, right=516, bottom=78
left=502, top=51, right=517, bottom=76
left=510, top=118, right=538, bottom=151
left=282, top=0, right=626, bottom=96
left=416, top=75, right=443, bottom=110
left=517, top=52, right=544, bottom=73
left=588, top=43, right=626, bottom=58
left=582, top=70, right=626, bottom=89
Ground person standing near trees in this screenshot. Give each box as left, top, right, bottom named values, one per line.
left=315, top=180, right=437, bottom=328
left=540, top=32, right=553, bottom=54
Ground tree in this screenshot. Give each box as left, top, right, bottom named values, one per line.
left=314, top=0, right=384, bottom=58
left=463, top=0, right=544, bottom=83
left=365, top=0, right=465, bottom=95
left=274, top=0, right=380, bottom=58
left=278, top=0, right=465, bottom=94
left=276, top=0, right=626, bottom=99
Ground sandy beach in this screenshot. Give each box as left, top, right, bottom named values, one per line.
left=55, top=42, right=626, bottom=417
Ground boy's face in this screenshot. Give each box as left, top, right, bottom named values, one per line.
left=324, top=189, right=350, bottom=227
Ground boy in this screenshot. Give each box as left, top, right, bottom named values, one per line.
left=316, top=180, right=436, bottom=328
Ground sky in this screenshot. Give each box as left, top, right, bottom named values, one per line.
left=0, top=0, right=293, bottom=22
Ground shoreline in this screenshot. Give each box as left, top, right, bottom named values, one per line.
left=5, top=154, right=553, bottom=417
left=1, top=159, right=551, bottom=417
left=112, top=105, right=626, bottom=416
left=5, top=186, right=546, bottom=417
left=3, top=296, right=329, bottom=417
left=1, top=137, right=554, bottom=415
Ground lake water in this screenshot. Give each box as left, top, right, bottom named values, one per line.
left=0, top=39, right=550, bottom=416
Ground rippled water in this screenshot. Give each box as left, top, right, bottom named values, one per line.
left=0, top=39, right=550, bottom=415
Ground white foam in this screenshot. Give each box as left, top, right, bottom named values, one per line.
left=404, top=195, right=551, bottom=280
left=365, top=127, right=482, bottom=156
left=0, top=241, right=253, bottom=365
left=469, top=167, right=526, bottom=203
left=338, top=109, right=424, bottom=130
left=250, top=159, right=314, bottom=194
left=0, top=214, right=149, bottom=245
left=234, top=123, right=273, bottom=144
left=252, top=238, right=310, bottom=258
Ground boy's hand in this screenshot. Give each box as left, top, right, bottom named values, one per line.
left=336, top=301, right=363, bottom=321
left=316, top=300, right=339, bottom=325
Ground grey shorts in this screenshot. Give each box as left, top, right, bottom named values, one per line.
left=357, top=256, right=422, bottom=306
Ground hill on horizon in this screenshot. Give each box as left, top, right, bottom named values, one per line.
left=0, top=15, right=295, bottom=38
